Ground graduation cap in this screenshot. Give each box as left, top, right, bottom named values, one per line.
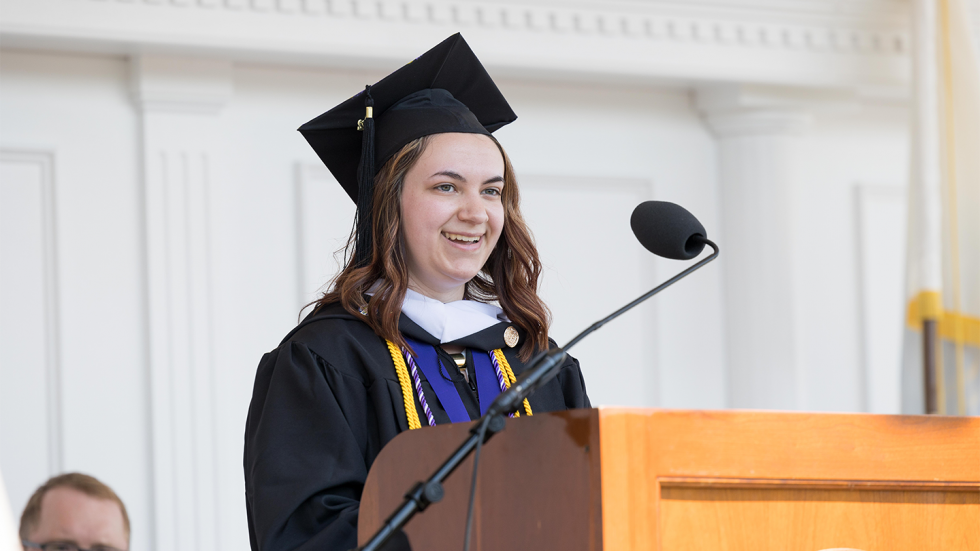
left=299, top=33, right=517, bottom=267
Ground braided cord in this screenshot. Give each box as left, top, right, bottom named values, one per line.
left=386, top=339, right=422, bottom=430
left=487, top=350, right=516, bottom=418
left=404, top=348, right=437, bottom=427
left=492, top=349, right=533, bottom=417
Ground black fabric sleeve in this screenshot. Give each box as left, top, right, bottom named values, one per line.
left=558, top=354, right=591, bottom=410
left=245, top=342, right=367, bottom=551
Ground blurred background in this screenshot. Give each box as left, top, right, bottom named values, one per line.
left=1, top=0, right=978, bottom=549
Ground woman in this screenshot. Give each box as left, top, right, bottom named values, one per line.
left=244, top=34, right=590, bottom=551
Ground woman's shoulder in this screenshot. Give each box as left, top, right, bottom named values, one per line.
left=279, top=302, right=369, bottom=344
left=264, top=302, right=393, bottom=380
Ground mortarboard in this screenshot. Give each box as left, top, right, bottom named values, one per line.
left=299, top=33, right=517, bottom=267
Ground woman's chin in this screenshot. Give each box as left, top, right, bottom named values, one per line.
left=410, top=270, right=480, bottom=299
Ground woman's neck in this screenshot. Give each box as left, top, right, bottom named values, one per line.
left=407, top=278, right=465, bottom=303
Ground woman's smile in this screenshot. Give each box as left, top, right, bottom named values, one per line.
left=443, top=231, right=482, bottom=245
left=400, top=132, right=505, bottom=302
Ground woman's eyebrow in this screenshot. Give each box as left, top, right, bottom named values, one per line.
left=430, top=171, right=504, bottom=185
left=431, top=170, right=465, bottom=181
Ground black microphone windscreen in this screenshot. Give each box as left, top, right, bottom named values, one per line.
left=630, top=201, right=707, bottom=260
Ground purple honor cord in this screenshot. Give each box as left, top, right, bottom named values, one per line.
left=403, top=337, right=508, bottom=424
left=404, top=352, right=437, bottom=427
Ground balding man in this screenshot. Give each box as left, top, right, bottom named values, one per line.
left=19, top=473, right=129, bottom=551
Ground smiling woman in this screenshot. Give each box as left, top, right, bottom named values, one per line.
left=400, top=133, right=505, bottom=303
left=243, top=34, right=590, bottom=551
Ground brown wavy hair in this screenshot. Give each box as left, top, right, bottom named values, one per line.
left=314, top=134, right=550, bottom=360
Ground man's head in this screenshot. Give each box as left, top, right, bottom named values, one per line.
left=19, top=473, right=129, bottom=551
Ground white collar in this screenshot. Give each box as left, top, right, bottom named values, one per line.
left=400, top=288, right=507, bottom=344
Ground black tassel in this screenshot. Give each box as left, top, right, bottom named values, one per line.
left=355, top=85, right=376, bottom=268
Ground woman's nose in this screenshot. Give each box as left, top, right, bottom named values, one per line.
left=457, top=190, right=489, bottom=223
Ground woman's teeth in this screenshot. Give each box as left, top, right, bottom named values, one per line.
left=443, top=232, right=480, bottom=243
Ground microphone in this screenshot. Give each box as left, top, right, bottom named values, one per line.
left=485, top=201, right=719, bottom=418
left=630, top=201, right=707, bottom=260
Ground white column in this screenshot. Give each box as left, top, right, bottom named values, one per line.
left=131, top=55, right=231, bottom=551
left=698, top=85, right=811, bottom=410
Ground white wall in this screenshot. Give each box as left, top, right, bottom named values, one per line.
left=0, top=1, right=924, bottom=547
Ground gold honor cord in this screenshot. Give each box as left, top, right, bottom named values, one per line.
left=494, top=349, right=533, bottom=417
left=387, top=339, right=423, bottom=430
left=386, top=342, right=533, bottom=429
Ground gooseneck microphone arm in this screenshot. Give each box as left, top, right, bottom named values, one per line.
left=567, top=236, right=718, bottom=350
left=484, top=236, right=718, bottom=419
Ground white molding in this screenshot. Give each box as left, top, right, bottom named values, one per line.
left=143, top=146, right=220, bottom=551
left=135, top=56, right=228, bottom=551
left=704, top=109, right=812, bottom=136
left=70, top=0, right=911, bottom=56
left=132, top=56, right=233, bottom=114
left=696, top=82, right=857, bottom=113
left=0, top=0, right=912, bottom=89
left=0, top=149, right=63, bottom=477
left=697, top=83, right=852, bottom=136
left=0, top=149, right=63, bottom=512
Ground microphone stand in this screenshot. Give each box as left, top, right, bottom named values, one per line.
left=356, top=238, right=719, bottom=551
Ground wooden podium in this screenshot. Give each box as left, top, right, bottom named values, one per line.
left=359, top=408, right=979, bottom=550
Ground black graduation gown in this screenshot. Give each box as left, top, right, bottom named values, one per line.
left=244, top=302, right=591, bottom=551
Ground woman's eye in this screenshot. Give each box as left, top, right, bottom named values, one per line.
left=435, top=183, right=455, bottom=192
left=482, top=187, right=501, bottom=196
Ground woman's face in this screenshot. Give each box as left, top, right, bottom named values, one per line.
left=400, top=132, right=505, bottom=302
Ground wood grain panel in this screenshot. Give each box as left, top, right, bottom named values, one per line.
left=598, top=408, right=980, bottom=550
left=660, top=486, right=979, bottom=551
left=359, top=409, right=603, bottom=551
